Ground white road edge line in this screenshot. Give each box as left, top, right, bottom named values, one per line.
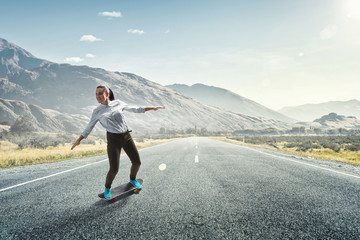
left=0, top=159, right=108, bottom=192
left=1, top=146, right=155, bottom=193
left=246, top=147, right=360, bottom=180
left=195, top=155, right=199, bottom=163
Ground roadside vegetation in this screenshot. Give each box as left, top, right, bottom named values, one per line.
left=0, top=137, right=173, bottom=168
left=0, top=124, right=175, bottom=168
left=0, top=141, right=107, bottom=168
left=220, top=135, right=360, bottom=165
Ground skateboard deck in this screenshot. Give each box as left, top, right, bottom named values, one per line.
left=98, top=179, right=143, bottom=202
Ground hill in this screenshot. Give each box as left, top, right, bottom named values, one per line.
left=313, top=112, right=360, bottom=129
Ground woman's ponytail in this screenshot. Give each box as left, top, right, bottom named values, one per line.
left=109, top=88, right=115, bottom=101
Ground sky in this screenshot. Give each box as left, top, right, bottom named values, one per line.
left=0, top=0, right=359, bottom=110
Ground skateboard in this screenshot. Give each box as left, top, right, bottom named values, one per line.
left=98, top=179, right=143, bottom=202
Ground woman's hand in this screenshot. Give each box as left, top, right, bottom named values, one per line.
left=71, top=136, right=84, bottom=150
left=153, top=106, right=165, bottom=111
left=146, top=106, right=165, bottom=111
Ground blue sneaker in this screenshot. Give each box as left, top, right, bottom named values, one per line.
left=129, top=179, right=141, bottom=188
left=104, top=188, right=111, bottom=199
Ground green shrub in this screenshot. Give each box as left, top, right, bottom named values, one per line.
left=345, top=143, right=360, bottom=151
left=230, top=135, right=360, bottom=153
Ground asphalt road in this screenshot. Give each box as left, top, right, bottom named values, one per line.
left=1, top=137, right=359, bottom=239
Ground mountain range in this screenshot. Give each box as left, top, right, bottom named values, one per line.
left=1, top=37, right=359, bottom=133
left=279, top=100, right=360, bottom=122
left=0, top=38, right=292, bottom=133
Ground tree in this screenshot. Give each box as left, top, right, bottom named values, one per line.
left=10, top=115, right=36, bottom=133
left=159, top=127, right=166, bottom=134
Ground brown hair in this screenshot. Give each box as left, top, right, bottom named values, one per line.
left=97, top=86, right=115, bottom=101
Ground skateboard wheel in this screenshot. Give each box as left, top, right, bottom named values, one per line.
left=134, top=189, right=138, bottom=193
left=111, top=198, right=115, bottom=203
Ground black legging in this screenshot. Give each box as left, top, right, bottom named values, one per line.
left=105, top=131, right=141, bottom=188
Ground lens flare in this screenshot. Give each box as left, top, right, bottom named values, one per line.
left=347, top=0, right=360, bottom=18
left=158, top=163, right=166, bottom=171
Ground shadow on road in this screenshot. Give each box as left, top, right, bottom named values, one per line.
left=94, top=189, right=142, bottom=206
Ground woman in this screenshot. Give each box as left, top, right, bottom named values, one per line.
left=71, top=85, right=165, bottom=199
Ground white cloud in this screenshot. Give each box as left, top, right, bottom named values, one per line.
left=128, top=29, right=145, bottom=35
left=164, top=29, right=170, bottom=34
left=65, top=57, right=84, bottom=63
left=99, top=11, right=122, bottom=18
left=320, top=25, right=338, bottom=39
left=80, top=35, right=103, bottom=42
left=85, top=53, right=96, bottom=58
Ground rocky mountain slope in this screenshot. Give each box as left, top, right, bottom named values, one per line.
left=0, top=38, right=49, bottom=78
left=0, top=98, right=92, bottom=133
left=166, top=83, right=295, bottom=122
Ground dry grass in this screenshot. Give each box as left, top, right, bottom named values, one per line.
left=0, top=141, right=107, bottom=168
left=0, top=138, right=175, bottom=168
left=214, top=137, right=360, bottom=166
left=278, top=146, right=360, bottom=166
left=0, top=141, right=18, bottom=151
